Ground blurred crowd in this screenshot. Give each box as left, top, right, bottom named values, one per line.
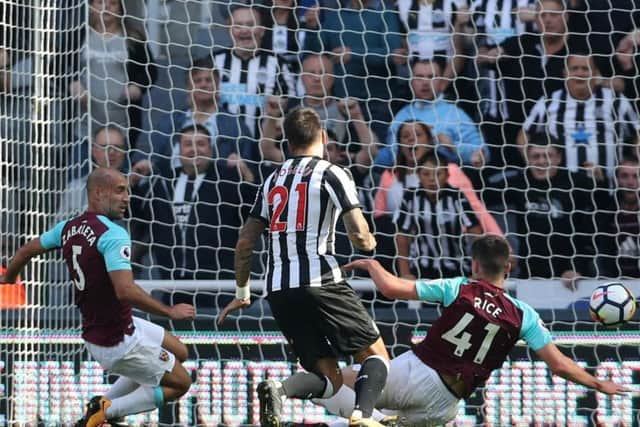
left=3, top=0, right=640, bottom=288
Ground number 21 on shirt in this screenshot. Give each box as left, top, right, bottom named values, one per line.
left=268, top=183, right=308, bottom=232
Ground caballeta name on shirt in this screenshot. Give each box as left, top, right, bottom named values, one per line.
left=62, top=224, right=97, bottom=247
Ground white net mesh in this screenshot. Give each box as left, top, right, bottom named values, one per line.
left=1, top=0, right=640, bottom=425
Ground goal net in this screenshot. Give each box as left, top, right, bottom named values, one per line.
left=1, top=0, right=640, bottom=425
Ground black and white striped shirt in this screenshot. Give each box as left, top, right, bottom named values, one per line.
left=250, top=156, right=361, bottom=293
left=214, top=48, right=296, bottom=137
left=393, top=186, right=478, bottom=277
left=472, top=0, right=534, bottom=46
left=397, top=0, right=468, bottom=59
left=472, top=0, right=535, bottom=120
left=523, top=86, right=639, bottom=181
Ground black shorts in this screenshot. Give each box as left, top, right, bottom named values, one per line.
left=267, top=281, right=380, bottom=371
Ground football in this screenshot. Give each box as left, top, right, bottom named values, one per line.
left=589, top=282, right=637, bottom=327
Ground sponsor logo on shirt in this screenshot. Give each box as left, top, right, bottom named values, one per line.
left=159, top=350, right=170, bottom=362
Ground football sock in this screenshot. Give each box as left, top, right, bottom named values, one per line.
left=104, top=386, right=163, bottom=418
left=282, top=372, right=334, bottom=399
left=353, top=356, right=389, bottom=418
left=105, top=377, right=139, bottom=400
left=313, top=385, right=386, bottom=420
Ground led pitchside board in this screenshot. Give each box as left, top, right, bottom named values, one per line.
left=0, top=330, right=639, bottom=426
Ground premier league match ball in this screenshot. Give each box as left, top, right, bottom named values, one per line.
left=589, top=283, right=637, bottom=327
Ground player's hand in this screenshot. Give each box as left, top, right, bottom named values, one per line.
left=168, top=303, right=196, bottom=320
left=400, top=272, right=417, bottom=281
left=597, top=380, right=630, bottom=395
left=217, top=298, right=251, bottom=324
left=343, top=258, right=380, bottom=273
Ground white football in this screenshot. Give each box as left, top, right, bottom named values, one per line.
left=589, top=282, right=636, bottom=327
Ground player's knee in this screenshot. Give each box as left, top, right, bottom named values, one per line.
left=177, top=375, right=192, bottom=397
left=171, top=372, right=192, bottom=399
left=174, top=343, right=189, bottom=363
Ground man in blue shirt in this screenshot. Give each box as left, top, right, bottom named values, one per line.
left=376, top=59, right=487, bottom=168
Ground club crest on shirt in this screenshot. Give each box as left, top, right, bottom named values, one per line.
left=159, top=350, right=170, bottom=362
left=120, top=245, right=131, bottom=260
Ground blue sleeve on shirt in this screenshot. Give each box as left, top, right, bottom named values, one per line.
left=40, top=220, right=68, bottom=250
left=96, top=216, right=132, bottom=272
left=442, top=104, right=486, bottom=165
left=415, top=276, right=468, bottom=306
left=507, top=295, right=553, bottom=351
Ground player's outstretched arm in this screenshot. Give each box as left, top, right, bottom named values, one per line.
left=0, top=238, right=48, bottom=284
left=342, top=208, right=376, bottom=252
left=218, top=217, right=266, bottom=324
left=535, top=343, right=628, bottom=395
left=109, top=270, right=196, bottom=320
left=343, top=259, right=418, bottom=300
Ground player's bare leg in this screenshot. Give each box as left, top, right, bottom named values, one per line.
left=82, top=360, right=191, bottom=427
left=313, top=366, right=405, bottom=427
left=81, top=332, right=189, bottom=427
left=161, top=330, right=189, bottom=362
left=258, top=357, right=344, bottom=427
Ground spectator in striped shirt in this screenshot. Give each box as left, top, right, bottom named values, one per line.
left=395, top=0, right=471, bottom=95
left=470, top=0, right=537, bottom=169
left=214, top=4, right=296, bottom=138
left=477, top=0, right=573, bottom=150
left=519, top=52, right=639, bottom=189
left=394, top=151, right=482, bottom=279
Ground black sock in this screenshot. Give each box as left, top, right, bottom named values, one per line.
left=354, top=356, right=388, bottom=418
left=282, top=372, right=329, bottom=399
